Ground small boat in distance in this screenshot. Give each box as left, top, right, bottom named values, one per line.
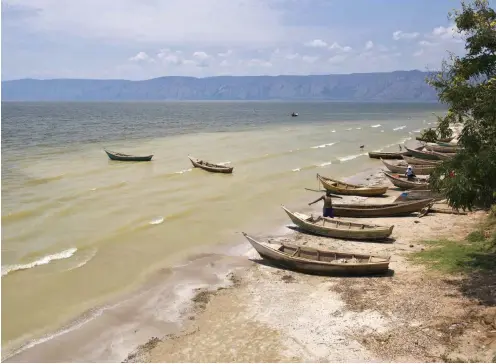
left=291, top=112, right=299, bottom=117
left=188, top=156, right=234, bottom=174
left=242, top=233, right=391, bottom=276
left=104, top=149, right=153, bottom=162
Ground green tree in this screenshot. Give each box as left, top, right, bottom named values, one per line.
left=428, top=0, right=496, bottom=210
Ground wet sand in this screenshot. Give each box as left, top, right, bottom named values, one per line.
left=125, top=170, right=495, bottom=363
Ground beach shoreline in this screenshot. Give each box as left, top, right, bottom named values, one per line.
left=6, top=161, right=494, bottom=363
left=124, top=170, right=494, bottom=363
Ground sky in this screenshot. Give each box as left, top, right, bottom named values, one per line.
left=1, top=0, right=491, bottom=80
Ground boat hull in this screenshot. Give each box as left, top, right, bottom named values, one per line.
left=405, top=147, right=440, bottom=160
left=243, top=233, right=390, bottom=276
left=317, top=174, right=388, bottom=197
left=332, top=199, right=433, bottom=217
left=380, top=159, right=435, bottom=175
left=384, top=172, right=429, bottom=190
left=189, top=157, right=234, bottom=173
left=282, top=206, right=393, bottom=240
left=104, top=150, right=153, bottom=161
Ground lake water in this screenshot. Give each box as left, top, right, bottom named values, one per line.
left=1, top=101, right=446, bottom=359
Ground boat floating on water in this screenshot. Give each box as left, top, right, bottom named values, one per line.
left=188, top=156, right=234, bottom=174
left=104, top=149, right=153, bottom=162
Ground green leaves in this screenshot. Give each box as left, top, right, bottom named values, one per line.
left=427, top=0, right=496, bottom=210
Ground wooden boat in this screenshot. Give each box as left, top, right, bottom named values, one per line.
left=425, top=143, right=459, bottom=153
left=416, top=136, right=452, bottom=143
left=188, top=156, right=233, bottom=174
left=242, top=233, right=391, bottom=276
left=281, top=206, right=394, bottom=240
left=405, top=147, right=441, bottom=160
left=368, top=146, right=422, bottom=160
left=402, top=156, right=441, bottom=166
left=104, top=149, right=153, bottom=162
left=437, top=141, right=458, bottom=147
left=331, top=199, right=433, bottom=217
left=317, top=174, right=388, bottom=197
left=427, top=150, right=455, bottom=160
left=380, top=159, right=435, bottom=175
left=383, top=172, right=429, bottom=190
left=368, top=151, right=404, bottom=160
left=394, top=189, right=443, bottom=202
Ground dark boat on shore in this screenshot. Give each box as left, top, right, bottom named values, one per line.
left=104, top=149, right=153, bottom=162
left=331, top=199, right=433, bottom=217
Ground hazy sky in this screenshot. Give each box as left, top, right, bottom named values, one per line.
left=2, top=0, right=491, bottom=80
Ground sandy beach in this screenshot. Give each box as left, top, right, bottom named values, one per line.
left=123, top=169, right=496, bottom=363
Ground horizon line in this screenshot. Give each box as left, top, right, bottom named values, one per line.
left=1, top=69, right=439, bottom=83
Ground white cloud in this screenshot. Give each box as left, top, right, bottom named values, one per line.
left=419, top=40, right=436, bottom=47
left=302, top=55, right=319, bottom=63
left=393, top=30, right=420, bottom=40
left=430, top=24, right=464, bottom=42
left=246, top=58, right=272, bottom=67
left=329, top=42, right=352, bottom=52
left=285, top=53, right=300, bottom=60
left=328, top=54, right=348, bottom=64
left=6, top=0, right=289, bottom=45
left=193, top=51, right=210, bottom=60
left=220, top=60, right=229, bottom=67
left=365, top=41, right=374, bottom=50
left=218, top=50, right=233, bottom=57
left=129, top=51, right=153, bottom=62
left=305, top=39, right=328, bottom=48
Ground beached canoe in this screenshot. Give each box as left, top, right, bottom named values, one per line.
left=104, top=149, right=153, bottom=162
left=436, top=141, right=458, bottom=147
left=427, top=150, right=455, bottom=160
left=402, top=156, right=442, bottom=166
left=394, top=189, right=443, bottom=202
left=281, top=206, right=394, bottom=240
left=242, top=233, right=391, bottom=276
left=331, top=199, right=433, bottom=217
left=368, top=151, right=404, bottom=160
left=383, top=172, right=430, bottom=190
left=425, top=143, right=459, bottom=153
left=188, top=156, right=233, bottom=174
left=380, top=159, right=435, bottom=175
left=316, top=174, right=388, bottom=197
left=416, top=136, right=453, bottom=143
left=404, top=147, right=442, bottom=161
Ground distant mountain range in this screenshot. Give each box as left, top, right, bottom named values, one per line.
left=1, top=70, right=439, bottom=102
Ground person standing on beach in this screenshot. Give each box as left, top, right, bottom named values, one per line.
left=308, top=190, right=335, bottom=218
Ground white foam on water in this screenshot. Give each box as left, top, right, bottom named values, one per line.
left=338, top=153, right=367, bottom=162
left=2, top=248, right=78, bottom=277
left=413, top=129, right=421, bottom=133
left=174, top=168, right=192, bottom=174
left=371, top=124, right=381, bottom=128
left=331, top=130, right=336, bottom=133
left=381, top=130, right=385, bottom=133
left=355, top=127, right=362, bottom=130
left=345, top=128, right=352, bottom=131
left=292, top=168, right=301, bottom=172
left=393, top=126, right=407, bottom=131
left=217, top=161, right=231, bottom=165
left=318, top=161, right=333, bottom=167
left=66, top=249, right=98, bottom=272
left=310, top=142, right=336, bottom=149
left=149, top=216, right=165, bottom=225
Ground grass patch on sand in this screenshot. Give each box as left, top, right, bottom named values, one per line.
left=411, top=212, right=496, bottom=274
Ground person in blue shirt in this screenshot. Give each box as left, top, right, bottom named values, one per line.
left=405, top=165, right=416, bottom=180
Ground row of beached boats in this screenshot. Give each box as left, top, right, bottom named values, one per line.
left=243, top=139, right=460, bottom=276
